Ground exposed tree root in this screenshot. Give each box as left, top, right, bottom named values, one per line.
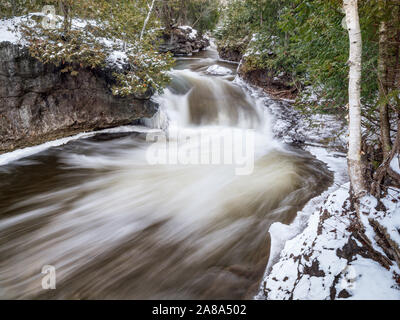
left=369, top=218, right=400, bottom=270
left=350, top=226, right=393, bottom=270
left=371, top=118, right=400, bottom=198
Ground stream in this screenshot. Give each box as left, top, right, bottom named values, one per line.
left=0, top=45, right=333, bottom=299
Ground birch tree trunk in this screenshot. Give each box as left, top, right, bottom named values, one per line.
left=140, top=0, right=157, bottom=41
left=344, top=0, right=366, bottom=197
left=378, top=19, right=392, bottom=159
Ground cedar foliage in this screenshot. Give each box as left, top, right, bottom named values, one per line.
left=156, top=0, right=220, bottom=34
left=2, top=0, right=174, bottom=97
left=217, top=0, right=400, bottom=194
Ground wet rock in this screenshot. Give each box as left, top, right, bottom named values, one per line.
left=159, top=26, right=210, bottom=56
left=0, top=41, right=158, bottom=153
left=216, top=37, right=249, bottom=62
left=217, top=47, right=243, bottom=63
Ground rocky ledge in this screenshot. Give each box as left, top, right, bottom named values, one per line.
left=216, top=38, right=249, bottom=63
left=159, top=26, right=210, bottom=56
left=215, top=37, right=298, bottom=99
left=0, top=41, right=158, bottom=154
left=238, top=65, right=298, bottom=100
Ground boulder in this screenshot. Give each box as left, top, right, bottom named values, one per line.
left=217, top=47, right=244, bottom=62
left=238, top=60, right=298, bottom=100
left=159, top=26, right=210, bottom=56
left=216, top=37, right=249, bottom=62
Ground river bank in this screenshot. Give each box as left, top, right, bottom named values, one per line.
left=0, top=17, right=209, bottom=154
left=231, top=48, right=400, bottom=300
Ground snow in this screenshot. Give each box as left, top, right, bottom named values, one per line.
left=0, top=22, right=20, bottom=43
left=390, top=154, right=400, bottom=175
left=179, top=25, right=198, bottom=40
left=0, top=13, right=68, bottom=45
left=260, top=184, right=400, bottom=300
left=261, top=185, right=349, bottom=300
left=0, top=15, right=30, bottom=44
left=205, top=65, right=232, bottom=76
left=235, top=75, right=352, bottom=296
left=257, top=99, right=400, bottom=300
left=376, top=189, right=400, bottom=247
left=106, top=50, right=128, bottom=70
left=0, top=14, right=139, bottom=79
left=263, top=146, right=348, bottom=279
left=346, top=257, right=400, bottom=300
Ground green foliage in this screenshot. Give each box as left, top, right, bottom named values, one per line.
left=214, top=0, right=255, bottom=50
left=10, top=0, right=174, bottom=97
left=156, top=0, right=220, bottom=34
left=215, top=0, right=293, bottom=75
left=21, top=15, right=106, bottom=73
left=0, top=0, right=49, bottom=18
left=277, top=0, right=379, bottom=112
left=188, top=0, right=220, bottom=34
left=218, top=0, right=382, bottom=114
left=112, top=44, right=174, bottom=96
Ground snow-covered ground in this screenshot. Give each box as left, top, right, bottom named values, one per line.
left=391, top=154, right=400, bottom=175
left=0, top=14, right=30, bottom=44
left=259, top=184, right=400, bottom=300
left=237, top=75, right=400, bottom=301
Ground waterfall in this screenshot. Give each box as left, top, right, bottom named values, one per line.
left=0, top=46, right=332, bottom=299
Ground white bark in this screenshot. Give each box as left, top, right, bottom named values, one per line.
left=344, top=0, right=365, bottom=196
left=140, top=0, right=157, bottom=41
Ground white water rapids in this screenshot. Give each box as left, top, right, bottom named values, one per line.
left=0, top=46, right=332, bottom=299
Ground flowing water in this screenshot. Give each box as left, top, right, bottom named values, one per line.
left=0, top=45, right=332, bottom=299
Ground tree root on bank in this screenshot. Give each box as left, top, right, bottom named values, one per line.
left=262, top=87, right=298, bottom=100
left=350, top=226, right=393, bottom=270
left=371, top=118, right=400, bottom=198
left=347, top=216, right=400, bottom=275
left=369, top=219, right=400, bottom=270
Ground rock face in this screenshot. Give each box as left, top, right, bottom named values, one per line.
left=159, top=26, right=210, bottom=56
left=215, top=38, right=249, bottom=62
left=217, top=46, right=243, bottom=62
left=0, top=42, right=158, bottom=154
left=238, top=63, right=298, bottom=100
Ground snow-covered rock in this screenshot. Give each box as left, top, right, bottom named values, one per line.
left=179, top=25, right=198, bottom=40
left=205, top=65, right=232, bottom=76
left=159, top=26, right=209, bottom=56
